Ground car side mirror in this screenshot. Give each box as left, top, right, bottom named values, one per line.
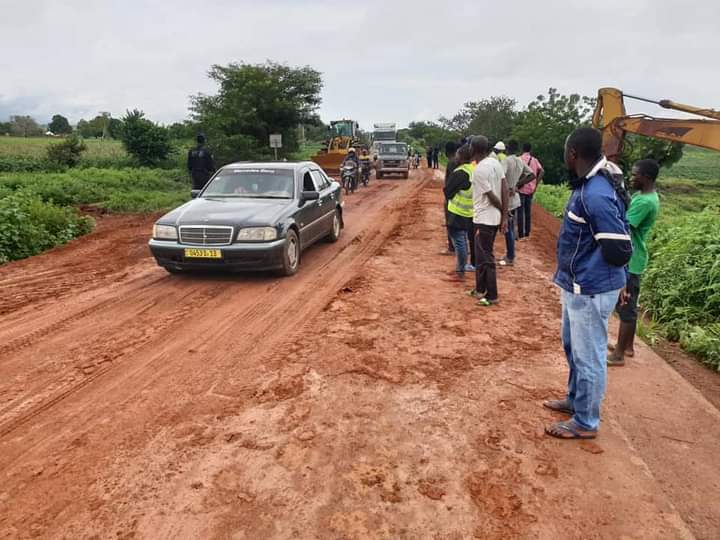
left=301, top=191, right=320, bottom=202
left=190, top=189, right=201, bottom=199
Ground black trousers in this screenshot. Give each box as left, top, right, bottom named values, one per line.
left=517, top=193, right=533, bottom=238
left=474, top=223, right=499, bottom=301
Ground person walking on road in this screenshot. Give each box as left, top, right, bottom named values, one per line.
left=444, top=144, right=475, bottom=280
left=187, top=133, right=216, bottom=190
left=517, top=143, right=544, bottom=240
left=468, top=136, right=507, bottom=306
left=544, top=128, right=632, bottom=440
left=499, top=140, right=535, bottom=266
left=608, top=159, right=660, bottom=366
left=442, top=141, right=460, bottom=255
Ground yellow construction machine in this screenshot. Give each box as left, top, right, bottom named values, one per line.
left=311, top=119, right=361, bottom=175
left=593, top=87, right=720, bottom=162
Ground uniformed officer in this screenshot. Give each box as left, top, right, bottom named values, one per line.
left=187, top=134, right=216, bottom=190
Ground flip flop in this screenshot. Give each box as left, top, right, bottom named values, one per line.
left=545, top=420, right=597, bottom=440
left=543, top=399, right=574, bottom=415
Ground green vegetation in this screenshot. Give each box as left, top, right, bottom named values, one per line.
left=534, top=147, right=720, bottom=369
left=0, top=136, right=132, bottom=171
left=0, top=192, right=93, bottom=264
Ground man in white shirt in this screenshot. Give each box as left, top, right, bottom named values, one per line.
left=499, top=140, right=535, bottom=266
left=469, top=136, right=508, bottom=306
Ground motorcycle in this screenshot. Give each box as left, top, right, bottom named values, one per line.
left=360, top=160, right=371, bottom=187
left=340, top=162, right=359, bottom=195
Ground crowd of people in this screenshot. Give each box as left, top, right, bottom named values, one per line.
left=439, top=128, right=660, bottom=441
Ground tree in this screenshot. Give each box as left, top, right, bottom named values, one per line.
left=166, top=120, right=199, bottom=140
left=190, top=61, right=323, bottom=164
left=9, top=115, right=43, bottom=137
left=441, top=96, right=517, bottom=143
left=107, top=118, right=123, bottom=139
left=48, top=114, right=72, bottom=135
left=622, top=135, right=683, bottom=171
left=511, top=88, right=595, bottom=183
left=76, top=112, right=115, bottom=138
left=398, top=121, right=457, bottom=149
left=119, top=109, right=172, bottom=166
left=0, top=121, right=10, bottom=135
left=46, top=134, right=87, bottom=168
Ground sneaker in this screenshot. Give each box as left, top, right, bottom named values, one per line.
left=466, top=289, right=486, bottom=299
left=464, top=264, right=476, bottom=272
left=498, top=258, right=514, bottom=267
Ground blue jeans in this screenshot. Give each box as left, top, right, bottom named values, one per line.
left=561, top=288, right=621, bottom=431
left=504, top=212, right=516, bottom=261
left=448, top=226, right=467, bottom=273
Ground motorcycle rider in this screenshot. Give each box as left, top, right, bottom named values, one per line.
left=359, top=148, right=372, bottom=184
left=341, top=148, right=360, bottom=191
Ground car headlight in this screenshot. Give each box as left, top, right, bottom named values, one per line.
left=153, top=224, right=177, bottom=240
left=236, top=227, right=278, bottom=242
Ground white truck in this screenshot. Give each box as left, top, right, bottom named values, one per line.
left=371, top=123, right=397, bottom=158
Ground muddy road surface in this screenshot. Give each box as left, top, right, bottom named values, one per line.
left=1, top=168, right=719, bottom=539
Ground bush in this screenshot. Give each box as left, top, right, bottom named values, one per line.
left=0, top=192, right=93, bottom=263
left=120, top=110, right=173, bottom=166
left=0, top=167, right=190, bottom=211
left=533, top=183, right=570, bottom=217
left=46, top=135, right=87, bottom=168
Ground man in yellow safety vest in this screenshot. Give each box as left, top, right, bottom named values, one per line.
left=443, top=144, right=476, bottom=280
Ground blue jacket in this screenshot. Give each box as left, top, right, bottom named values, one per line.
left=554, top=159, right=632, bottom=296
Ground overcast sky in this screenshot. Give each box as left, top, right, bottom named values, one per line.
left=1, top=0, right=718, bottom=129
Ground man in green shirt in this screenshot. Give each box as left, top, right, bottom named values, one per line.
left=608, top=159, right=660, bottom=366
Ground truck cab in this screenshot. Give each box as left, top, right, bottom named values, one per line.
left=375, top=142, right=409, bottom=179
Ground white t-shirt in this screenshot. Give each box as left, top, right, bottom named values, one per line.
left=472, top=157, right=503, bottom=225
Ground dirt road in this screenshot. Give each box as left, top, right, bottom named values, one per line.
left=1, top=168, right=718, bottom=539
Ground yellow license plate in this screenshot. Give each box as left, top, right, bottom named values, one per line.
left=184, top=248, right=222, bottom=259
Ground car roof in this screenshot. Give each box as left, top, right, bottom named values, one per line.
left=220, top=161, right=319, bottom=171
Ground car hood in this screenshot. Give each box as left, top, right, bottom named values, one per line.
left=379, top=154, right=407, bottom=159
left=158, top=197, right=292, bottom=226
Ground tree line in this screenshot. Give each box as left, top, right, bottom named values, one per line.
left=1, top=62, right=683, bottom=177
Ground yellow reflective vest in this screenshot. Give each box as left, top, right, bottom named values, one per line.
left=447, top=163, right=474, bottom=218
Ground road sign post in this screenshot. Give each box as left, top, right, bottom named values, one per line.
left=269, top=133, right=282, bottom=160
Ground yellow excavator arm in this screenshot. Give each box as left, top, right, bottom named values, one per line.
left=593, top=87, right=720, bottom=162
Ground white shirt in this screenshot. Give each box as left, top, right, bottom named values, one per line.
left=472, top=157, right=503, bottom=225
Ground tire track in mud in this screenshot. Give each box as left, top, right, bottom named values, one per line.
left=0, top=281, right=231, bottom=437
left=0, top=174, right=431, bottom=452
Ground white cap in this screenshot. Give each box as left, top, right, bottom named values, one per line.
left=494, top=141, right=506, bottom=152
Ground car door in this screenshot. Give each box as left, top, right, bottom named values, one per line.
left=311, top=169, right=336, bottom=237
left=297, top=168, right=322, bottom=247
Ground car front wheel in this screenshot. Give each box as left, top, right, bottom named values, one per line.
left=280, top=229, right=300, bottom=276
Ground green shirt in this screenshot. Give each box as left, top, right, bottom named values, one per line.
left=627, top=191, right=660, bottom=274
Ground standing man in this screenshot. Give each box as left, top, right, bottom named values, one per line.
left=469, top=136, right=507, bottom=306
left=517, top=143, right=544, bottom=240
left=494, top=141, right=507, bottom=162
left=499, top=140, right=535, bottom=266
left=426, top=146, right=434, bottom=169
left=433, top=145, right=440, bottom=169
left=544, top=128, right=632, bottom=440
left=188, top=133, right=216, bottom=190
left=442, top=141, right=460, bottom=255
left=608, top=159, right=660, bottom=366
left=444, top=144, right=475, bottom=280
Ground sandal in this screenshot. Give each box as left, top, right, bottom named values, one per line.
left=543, top=399, right=574, bottom=415
left=545, top=420, right=597, bottom=440
left=476, top=298, right=498, bottom=307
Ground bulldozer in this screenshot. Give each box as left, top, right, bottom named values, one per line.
left=311, top=119, right=361, bottom=176
left=593, top=87, right=720, bottom=163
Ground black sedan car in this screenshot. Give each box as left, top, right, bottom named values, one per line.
left=148, top=162, right=343, bottom=275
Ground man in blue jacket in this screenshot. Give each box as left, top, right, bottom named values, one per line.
left=544, top=128, right=632, bottom=440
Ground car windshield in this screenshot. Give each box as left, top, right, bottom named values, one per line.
left=379, top=144, right=406, bottom=154
left=203, top=168, right=294, bottom=198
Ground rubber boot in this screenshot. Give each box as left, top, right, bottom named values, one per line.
left=608, top=320, right=636, bottom=366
